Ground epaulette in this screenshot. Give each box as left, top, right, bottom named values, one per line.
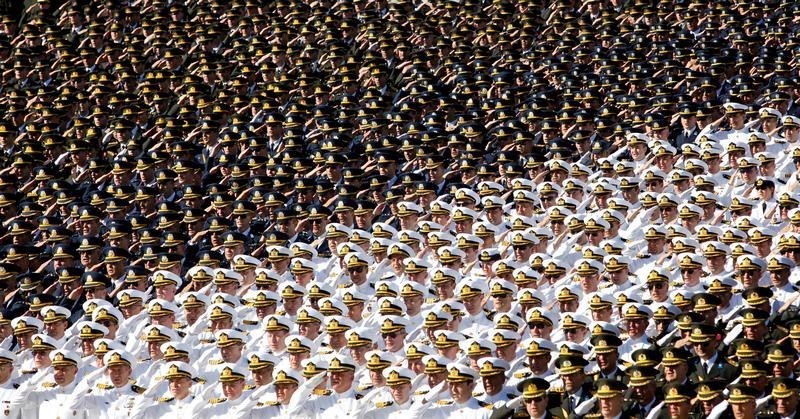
left=573, top=245, right=583, bottom=252
left=425, top=297, right=439, bottom=304
left=138, top=358, right=151, bottom=363
left=550, top=386, right=564, bottom=393
left=414, top=390, right=429, bottom=395
left=257, top=401, right=280, bottom=407
left=243, top=320, right=258, bottom=326
left=513, top=371, right=531, bottom=379
left=19, top=369, right=36, bottom=375
left=172, top=322, right=186, bottom=329
left=357, top=384, right=374, bottom=392
left=41, top=382, right=57, bottom=388
left=635, top=253, right=650, bottom=259
left=355, top=394, right=364, bottom=400
left=193, top=378, right=207, bottom=384
left=722, top=174, right=731, bottom=180
left=313, top=389, right=332, bottom=396
left=208, top=359, right=224, bottom=365
left=200, top=339, right=216, bottom=344
left=478, top=401, right=494, bottom=409
left=437, top=400, right=454, bottom=406
left=375, top=401, right=394, bottom=408
left=176, top=331, right=186, bottom=338
left=244, top=384, right=256, bottom=390
left=158, top=397, right=174, bottom=403
left=472, top=391, right=485, bottom=397
left=277, top=310, right=286, bottom=315
left=96, top=383, right=114, bottom=390
left=318, top=347, right=334, bottom=354
left=338, top=282, right=353, bottom=289
left=209, top=397, right=227, bottom=404
left=131, top=385, right=146, bottom=394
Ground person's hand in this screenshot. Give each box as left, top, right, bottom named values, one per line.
left=68, top=285, right=84, bottom=301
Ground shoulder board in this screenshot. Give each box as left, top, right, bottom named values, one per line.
left=636, top=254, right=650, bottom=259
left=375, top=401, right=394, bottom=408
left=472, top=391, right=485, bottom=397
left=425, top=298, right=439, bottom=304
left=313, top=389, right=332, bottom=396
left=138, top=358, right=151, bottom=363
left=158, top=397, right=174, bottom=403
left=20, top=370, right=37, bottom=375
left=208, top=359, right=224, bottom=365
left=479, top=401, right=494, bottom=409
left=172, top=323, right=186, bottom=329
left=244, top=384, right=256, bottom=391
left=176, top=331, right=186, bottom=338
left=209, top=397, right=227, bottom=404
left=722, top=174, right=731, bottom=180
left=131, top=385, right=146, bottom=394
left=200, top=339, right=216, bottom=344
left=414, top=390, right=429, bottom=395
left=550, top=387, right=564, bottom=393
left=243, top=320, right=258, bottom=326
left=318, top=347, right=334, bottom=354
left=727, top=359, right=737, bottom=366
left=276, top=310, right=286, bottom=315
left=338, top=283, right=353, bottom=289
left=357, top=384, right=374, bottom=392
left=437, top=400, right=454, bottom=406
left=257, top=401, right=280, bottom=407
left=513, top=371, right=531, bottom=379
left=355, top=394, right=364, bottom=400
left=96, top=383, right=114, bottom=390
left=41, top=382, right=57, bottom=388
left=193, top=378, right=207, bottom=384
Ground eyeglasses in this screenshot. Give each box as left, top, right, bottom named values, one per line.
left=512, top=244, right=530, bottom=250
left=528, top=323, right=550, bottom=329
left=681, top=268, right=695, bottom=275
left=382, top=332, right=399, bottom=339
left=645, top=181, right=661, bottom=188
left=586, top=231, right=601, bottom=237
left=311, top=219, right=324, bottom=224
left=648, top=283, right=665, bottom=290
left=348, top=267, right=364, bottom=273
left=526, top=396, right=545, bottom=403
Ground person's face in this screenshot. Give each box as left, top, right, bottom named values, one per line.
left=633, top=382, right=656, bottom=403
left=330, top=370, right=355, bottom=393
left=53, top=365, right=78, bottom=386
left=481, top=373, right=506, bottom=396
left=776, top=394, right=799, bottom=416
left=220, top=343, right=244, bottom=363
left=44, top=319, right=68, bottom=338
left=596, top=351, right=619, bottom=371
left=251, top=366, right=273, bottom=387
left=625, top=318, right=647, bottom=338
left=448, top=380, right=475, bottom=403
left=562, top=371, right=585, bottom=392
left=275, top=382, right=298, bottom=404
left=525, top=394, right=549, bottom=418
left=738, top=269, right=761, bottom=289
left=32, top=350, right=51, bottom=369
left=732, top=401, right=756, bottom=419
left=222, top=379, right=245, bottom=400
left=529, top=322, right=552, bottom=339
left=664, top=362, right=688, bottom=382
left=388, top=382, right=411, bottom=404
left=382, top=330, right=406, bottom=352
left=289, top=352, right=309, bottom=369
left=667, top=401, right=691, bottom=418
left=108, top=364, right=132, bottom=388
left=693, top=339, right=716, bottom=358
left=0, top=362, right=12, bottom=384
left=266, top=330, right=287, bottom=351
left=565, top=326, right=587, bottom=343
left=600, top=396, right=623, bottom=417
left=298, top=322, right=321, bottom=339
left=168, top=376, right=193, bottom=399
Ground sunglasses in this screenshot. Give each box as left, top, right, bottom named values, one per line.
left=512, top=244, right=530, bottom=250
left=648, top=283, right=665, bottom=290
left=348, top=267, right=364, bottom=273
left=645, top=182, right=661, bottom=187
left=528, top=323, right=550, bottom=329
left=526, top=396, right=545, bottom=403
left=681, top=269, right=696, bottom=274
left=382, top=332, right=399, bottom=339
left=311, top=219, right=324, bottom=224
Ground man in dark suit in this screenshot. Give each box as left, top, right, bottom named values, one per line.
left=489, top=377, right=564, bottom=419
left=672, top=104, right=700, bottom=149
left=688, top=324, right=739, bottom=384
left=555, top=355, right=594, bottom=418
